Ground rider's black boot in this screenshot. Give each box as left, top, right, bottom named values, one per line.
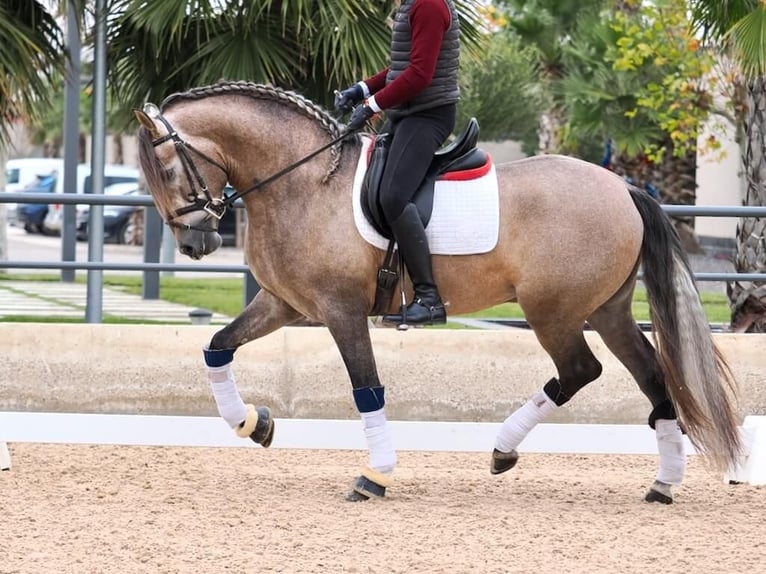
left=382, top=203, right=446, bottom=327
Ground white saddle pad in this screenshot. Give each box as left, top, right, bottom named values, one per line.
left=352, top=135, right=499, bottom=255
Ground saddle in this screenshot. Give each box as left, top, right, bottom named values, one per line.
left=361, top=117, right=488, bottom=239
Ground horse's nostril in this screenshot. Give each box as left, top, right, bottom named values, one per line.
left=179, top=244, right=194, bottom=257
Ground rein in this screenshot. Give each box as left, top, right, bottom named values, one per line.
left=152, top=113, right=351, bottom=230
left=225, top=130, right=350, bottom=205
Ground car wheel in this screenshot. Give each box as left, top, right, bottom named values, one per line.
left=23, top=223, right=36, bottom=234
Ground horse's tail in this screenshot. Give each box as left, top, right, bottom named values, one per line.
left=629, top=187, right=741, bottom=472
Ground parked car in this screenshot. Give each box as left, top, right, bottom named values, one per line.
left=44, top=163, right=141, bottom=234
left=77, top=183, right=146, bottom=244
left=4, top=158, right=64, bottom=226
left=3, top=158, right=140, bottom=233
left=16, top=172, right=58, bottom=234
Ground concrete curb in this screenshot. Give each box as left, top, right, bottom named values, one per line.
left=2, top=324, right=765, bottom=424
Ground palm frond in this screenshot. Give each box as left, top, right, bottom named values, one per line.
left=726, top=5, right=766, bottom=78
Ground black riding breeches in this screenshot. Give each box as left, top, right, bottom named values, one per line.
left=378, top=104, right=456, bottom=223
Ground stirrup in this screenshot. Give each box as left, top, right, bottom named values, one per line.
left=382, top=298, right=446, bottom=328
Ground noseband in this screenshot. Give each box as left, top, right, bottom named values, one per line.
left=151, top=114, right=230, bottom=231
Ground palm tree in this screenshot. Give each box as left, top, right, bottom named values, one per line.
left=106, top=0, right=485, bottom=129
left=690, top=0, right=766, bottom=331
left=497, top=0, right=608, bottom=154
left=0, top=0, right=86, bottom=266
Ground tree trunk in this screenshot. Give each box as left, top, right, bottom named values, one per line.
left=728, top=76, right=766, bottom=333
left=111, top=133, right=124, bottom=164
left=538, top=105, right=564, bottom=154
left=0, top=148, right=7, bottom=273
left=649, top=141, right=703, bottom=254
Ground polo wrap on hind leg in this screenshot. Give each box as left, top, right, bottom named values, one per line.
left=203, top=346, right=250, bottom=432
left=654, top=418, right=686, bottom=485
left=495, top=379, right=560, bottom=453
left=353, top=385, right=396, bottom=477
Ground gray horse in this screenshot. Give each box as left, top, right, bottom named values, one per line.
left=134, top=81, right=740, bottom=502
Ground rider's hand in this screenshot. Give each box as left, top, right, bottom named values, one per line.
left=346, top=105, right=376, bottom=131
left=334, top=84, right=363, bottom=114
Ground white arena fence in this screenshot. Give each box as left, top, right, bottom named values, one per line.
left=1, top=413, right=764, bottom=486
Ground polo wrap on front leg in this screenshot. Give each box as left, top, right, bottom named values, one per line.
left=203, top=346, right=248, bottom=430
left=353, top=386, right=396, bottom=476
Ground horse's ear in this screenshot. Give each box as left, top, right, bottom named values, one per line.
left=133, top=107, right=161, bottom=139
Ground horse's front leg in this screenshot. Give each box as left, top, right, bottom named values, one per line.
left=325, top=310, right=395, bottom=502
left=204, top=289, right=301, bottom=447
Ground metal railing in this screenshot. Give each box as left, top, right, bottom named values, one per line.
left=1, top=191, right=765, bottom=321
left=0, top=191, right=259, bottom=318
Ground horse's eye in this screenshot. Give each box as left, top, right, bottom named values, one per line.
left=164, top=168, right=176, bottom=180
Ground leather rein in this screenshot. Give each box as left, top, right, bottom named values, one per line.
left=151, top=114, right=350, bottom=231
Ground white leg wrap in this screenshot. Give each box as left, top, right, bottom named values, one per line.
left=495, top=391, right=558, bottom=452
left=207, top=363, right=248, bottom=429
left=361, top=408, right=396, bottom=474
left=655, top=419, right=686, bottom=485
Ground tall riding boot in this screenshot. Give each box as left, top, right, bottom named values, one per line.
left=382, top=203, right=446, bottom=326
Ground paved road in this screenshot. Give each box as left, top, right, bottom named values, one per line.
left=3, top=223, right=248, bottom=278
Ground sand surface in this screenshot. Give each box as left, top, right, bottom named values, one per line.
left=2, top=444, right=764, bottom=574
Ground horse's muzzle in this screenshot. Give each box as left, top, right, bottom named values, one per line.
left=176, top=228, right=222, bottom=260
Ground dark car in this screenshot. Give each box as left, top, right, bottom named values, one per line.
left=17, top=173, right=57, bottom=234
left=77, top=184, right=239, bottom=246
left=76, top=183, right=145, bottom=244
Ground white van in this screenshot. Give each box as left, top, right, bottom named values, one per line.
left=3, top=158, right=140, bottom=233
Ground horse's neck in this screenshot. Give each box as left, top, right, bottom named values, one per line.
left=240, top=137, right=359, bottom=232
left=224, top=119, right=338, bottom=190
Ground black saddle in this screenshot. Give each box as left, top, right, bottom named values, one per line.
left=361, top=117, right=489, bottom=239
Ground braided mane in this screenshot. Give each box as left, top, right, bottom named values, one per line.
left=160, top=81, right=352, bottom=182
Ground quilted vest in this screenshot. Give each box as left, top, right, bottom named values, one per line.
left=385, top=0, right=460, bottom=119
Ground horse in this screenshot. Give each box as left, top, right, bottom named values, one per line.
left=134, top=81, right=741, bottom=503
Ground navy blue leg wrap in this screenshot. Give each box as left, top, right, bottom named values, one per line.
left=203, top=346, right=235, bottom=367
left=353, top=386, right=386, bottom=413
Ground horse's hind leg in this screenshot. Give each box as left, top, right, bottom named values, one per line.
left=491, top=316, right=604, bottom=475
left=203, top=289, right=302, bottom=447
left=587, top=286, right=685, bottom=504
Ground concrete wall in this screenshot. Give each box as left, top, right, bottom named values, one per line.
left=2, top=325, right=764, bottom=424
left=696, top=116, right=744, bottom=242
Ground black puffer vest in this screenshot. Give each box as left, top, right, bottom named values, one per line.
left=385, top=0, right=460, bottom=120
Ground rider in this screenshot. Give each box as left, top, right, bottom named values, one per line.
left=334, top=0, right=460, bottom=326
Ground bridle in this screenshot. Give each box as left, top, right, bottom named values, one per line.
left=151, top=114, right=230, bottom=231
left=151, top=113, right=352, bottom=232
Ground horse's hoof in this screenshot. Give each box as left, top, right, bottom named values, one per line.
left=345, top=489, right=371, bottom=502
left=644, top=480, right=673, bottom=504
left=346, top=468, right=392, bottom=501
left=236, top=405, right=274, bottom=447
left=490, top=448, right=518, bottom=475
left=249, top=406, right=275, bottom=447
